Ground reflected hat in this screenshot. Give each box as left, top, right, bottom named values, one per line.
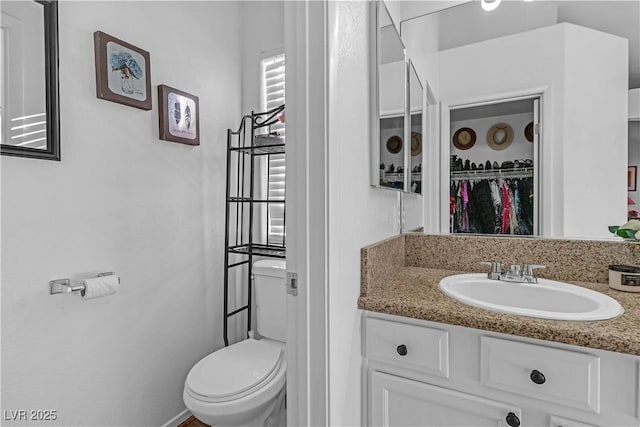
left=486, top=123, right=513, bottom=150
left=411, top=132, right=422, bottom=156
left=524, top=121, right=534, bottom=142
left=452, top=127, right=476, bottom=150
left=386, top=135, right=402, bottom=154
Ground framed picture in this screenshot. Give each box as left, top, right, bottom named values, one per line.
left=158, top=84, right=200, bottom=146
left=629, top=166, right=637, bottom=191
left=94, top=31, right=151, bottom=110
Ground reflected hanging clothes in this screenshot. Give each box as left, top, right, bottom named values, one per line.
left=450, top=175, right=534, bottom=236
left=500, top=181, right=511, bottom=234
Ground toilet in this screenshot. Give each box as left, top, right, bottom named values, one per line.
left=184, top=259, right=287, bottom=426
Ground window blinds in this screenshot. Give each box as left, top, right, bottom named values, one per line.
left=262, top=54, right=285, bottom=246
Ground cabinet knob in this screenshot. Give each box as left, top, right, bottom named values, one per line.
left=530, top=369, right=546, bottom=384
left=396, top=344, right=408, bottom=356
left=505, top=412, right=520, bottom=427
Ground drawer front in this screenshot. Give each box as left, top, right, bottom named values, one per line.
left=481, top=336, right=600, bottom=412
left=370, top=370, right=522, bottom=427
left=366, top=317, right=449, bottom=377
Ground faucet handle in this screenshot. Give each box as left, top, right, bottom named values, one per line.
left=523, top=264, right=546, bottom=276
left=480, top=261, right=502, bottom=272
left=480, top=261, right=502, bottom=279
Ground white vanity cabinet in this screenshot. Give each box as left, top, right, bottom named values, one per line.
left=370, top=370, right=523, bottom=426
left=363, top=312, right=640, bottom=427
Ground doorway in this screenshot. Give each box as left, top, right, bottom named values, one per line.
left=447, top=96, right=541, bottom=235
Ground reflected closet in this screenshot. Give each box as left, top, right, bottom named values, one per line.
left=449, top=97, right=540, bottom=235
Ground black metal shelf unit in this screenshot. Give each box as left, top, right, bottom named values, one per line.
left=223, top=104, right=286, bottom=347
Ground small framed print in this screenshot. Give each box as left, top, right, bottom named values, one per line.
left=629, top=166, right=637, bottom=191
left=158, top=85, right=200, bottom=146
left=94, top=31, right=152, bottom=110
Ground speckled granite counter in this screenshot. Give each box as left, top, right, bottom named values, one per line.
left=359, top=234, right=640, bottom=355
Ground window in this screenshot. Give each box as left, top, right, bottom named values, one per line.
left=261, top=53, right=285, bottom=246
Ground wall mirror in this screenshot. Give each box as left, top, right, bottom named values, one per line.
left=372, top=1, right=408, bottom=191
left=1, top=0, right=60, bottom=161
left=393, top=0, right=639, bottom=240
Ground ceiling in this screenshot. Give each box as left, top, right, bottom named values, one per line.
left=399, top=0, right=640, bottom=88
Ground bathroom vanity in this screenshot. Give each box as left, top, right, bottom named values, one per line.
left=363, top=313, right=638, bottom=427
left=359, top=234, right=640, bottom=427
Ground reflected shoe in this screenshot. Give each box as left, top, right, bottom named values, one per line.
left=501, top=161, right=514, bottom=169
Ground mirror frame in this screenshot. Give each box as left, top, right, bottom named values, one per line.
left=371, top=1, right=409, bottom=191
left=408, top=59, right=423, bottom=194
left=1, top=0, right=60, bottom=161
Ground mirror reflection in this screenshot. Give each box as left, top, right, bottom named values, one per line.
left=449, top=98, right=538, bottom=236
left=1, top=0, right=59, bottom=160
left=409, top=61, right=422, bottom=195
left=396, top=0, right=639, bottom=239
left=377, top=2, right=407, bottom=191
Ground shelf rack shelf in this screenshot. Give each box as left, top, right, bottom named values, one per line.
left=223, top=104, right=286, bottom=347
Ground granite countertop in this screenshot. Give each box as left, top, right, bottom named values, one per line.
left=358, top=267, right=640, bottom=355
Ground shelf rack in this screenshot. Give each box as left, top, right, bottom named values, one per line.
left=223, top=104, right=285, bottom=347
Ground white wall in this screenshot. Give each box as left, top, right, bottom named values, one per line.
left=327, top=2, right=399, bottom=426
left=562, top=24, right=628, bottom=237
left=240, top=1, right=284, bottom=115
left=1, top=2, right=241, bottom=425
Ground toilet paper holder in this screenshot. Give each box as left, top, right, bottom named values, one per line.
left=49, top=272, right=120, bottom=295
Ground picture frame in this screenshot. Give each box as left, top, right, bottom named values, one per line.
left=158, top=84, right=200, bottom=146
left=94, top=31, right=152, bottom=110
left=629, top=166, right=637, bottom=191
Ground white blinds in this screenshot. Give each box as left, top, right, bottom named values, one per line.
left=262, top=54, right=285, bottom=246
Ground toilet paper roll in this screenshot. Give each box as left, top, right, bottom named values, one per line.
left=80, top=275, right=120, bottom=300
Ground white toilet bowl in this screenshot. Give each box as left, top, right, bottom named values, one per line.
left=183, top=338, right=286, bottom=426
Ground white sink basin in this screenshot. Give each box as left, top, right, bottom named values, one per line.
left=438, top=273, right=624, bottom=321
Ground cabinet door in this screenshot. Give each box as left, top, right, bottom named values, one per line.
left=370, top=371, right=522, bottom=427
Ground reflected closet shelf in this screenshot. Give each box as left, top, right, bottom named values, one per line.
left=451, top=167, right=533, bottom=181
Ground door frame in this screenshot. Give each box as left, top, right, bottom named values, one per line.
left=284, top=1, right=329, bottom=425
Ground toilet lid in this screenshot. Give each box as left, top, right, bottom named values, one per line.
left=186, top=339, right=282, bottom=400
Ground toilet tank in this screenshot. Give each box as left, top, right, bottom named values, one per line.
left=253, top=259, right=287, bottom=342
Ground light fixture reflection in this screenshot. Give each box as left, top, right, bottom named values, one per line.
left=481, top=0, right=502, bottom=12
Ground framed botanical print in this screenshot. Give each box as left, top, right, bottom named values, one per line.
left=94, top=31, right=152, bottom=110
left=158, top=85, right=200, bottom=146
left=629, top=166, right=637, bottom=191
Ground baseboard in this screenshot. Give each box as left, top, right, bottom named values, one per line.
left=162, top=408, right=191, bottom=427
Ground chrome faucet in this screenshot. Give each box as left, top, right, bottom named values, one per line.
left=481, top=261, right=545, bottom=283
left=479, top=261, right=502, bottom=280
